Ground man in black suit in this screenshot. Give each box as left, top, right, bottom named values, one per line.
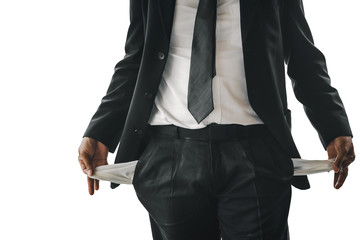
left=78, top=0, right=355, bottom=239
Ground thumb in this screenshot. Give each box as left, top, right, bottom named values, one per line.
left=333, top=149, right=346, bottom=173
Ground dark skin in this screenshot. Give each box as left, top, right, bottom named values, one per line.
left=78, top=136, right=355, bottom=195
left=327, top=136, right=355, bottom=189
left=78, top=137, right=108, bottom=195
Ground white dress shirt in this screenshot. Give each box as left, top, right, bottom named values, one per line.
left=148, top=0, right=263, bottom=128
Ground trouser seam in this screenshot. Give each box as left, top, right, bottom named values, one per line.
left=245, top=139, right=264, bottom=240
left=208, top=139, right=216, bottom=194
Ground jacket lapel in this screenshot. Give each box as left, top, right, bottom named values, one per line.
left=240, top=0, right=260, bottom=44
left=156, top=0, right=176, bottom=41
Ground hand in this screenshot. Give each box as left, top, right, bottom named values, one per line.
left=78, top=137, right=109, bottom=195
left=326, top=136, right=355, bottom=189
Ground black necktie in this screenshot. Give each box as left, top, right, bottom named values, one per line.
left=188, top=0, right=217, bottom=123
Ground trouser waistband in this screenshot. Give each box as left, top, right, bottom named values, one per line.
left=149, top=124, right=267, bottom=141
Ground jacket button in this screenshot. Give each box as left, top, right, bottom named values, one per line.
left=144, top=92, right=153, bottom=99
left=158, top=51, right=165, bottom=60
left=134, top=129, right=143, bottom=135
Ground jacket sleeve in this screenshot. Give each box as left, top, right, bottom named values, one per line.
left=282, top=0, right=352, bottom=149
left=83, top=0, right=144, bottom=153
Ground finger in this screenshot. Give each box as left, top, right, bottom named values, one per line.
left=79, top=149, right=92, bottom=165
left=339, top=147, right=355, bottom=168
left=79, top=159, right=93, bottom=175
left=79, top=157, right=89, bottom=175
left=87, top=176, right=95, bottom=195
left=95, top=179, right=100, bottom=191
left=347, top=143, right=356, bottom=164
left=79, top=161, right=87, bottom=174
left=341, top=156, right=355, bottom=168
left=334, top=167, right=349, bottom=189
left=87, top=168, right=93, bottom=176
left=334, top=149, right=347, bottom=173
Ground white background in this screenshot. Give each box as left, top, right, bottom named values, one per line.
left=0, top=0, right=358, bottom=239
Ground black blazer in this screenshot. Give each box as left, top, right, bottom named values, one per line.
left=84, top=0, right=352, bottom=190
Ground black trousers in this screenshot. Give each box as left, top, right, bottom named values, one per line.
left=133, top=124, right=293, bottom=240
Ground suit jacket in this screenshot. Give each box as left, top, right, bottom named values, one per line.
left=84, top=0, right=352, bottom=190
